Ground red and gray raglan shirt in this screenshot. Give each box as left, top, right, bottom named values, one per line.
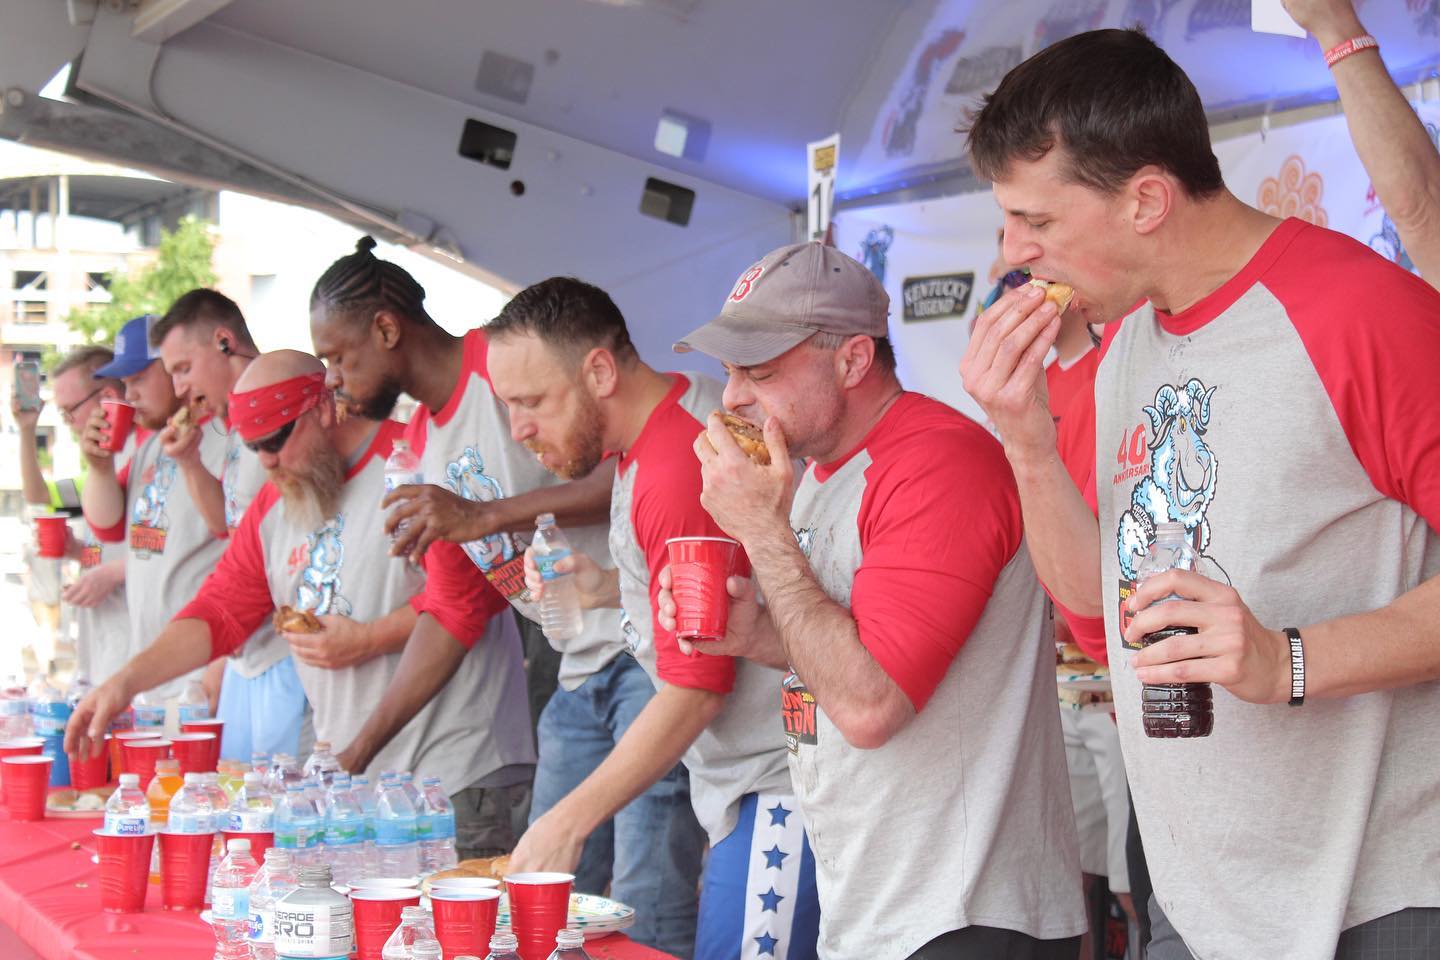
left=89, top=418, right=229, bottom=701
left=1078, top=217, right=1440, bottom=958
left=608, top=373, right=791, bottom=845
left=403, top=327, right=623, bottom=691
left=786, top=392, right=1084, bottom=960
left=174, top=420, right=534, bottom=789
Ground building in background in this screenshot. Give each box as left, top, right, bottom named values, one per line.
left=0, top=139, right=508, bottom=516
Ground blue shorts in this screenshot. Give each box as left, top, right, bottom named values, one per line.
left=215, top=656, right=308, bottom=760
left=695, top=792, right=820, bottom=960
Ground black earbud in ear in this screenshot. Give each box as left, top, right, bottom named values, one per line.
left=219, top=339, right=232, bottom=356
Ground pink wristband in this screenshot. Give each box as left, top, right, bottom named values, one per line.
left=1324, top=34, right=1379, bottom=68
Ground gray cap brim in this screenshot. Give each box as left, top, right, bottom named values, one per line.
left=673, top=314, right=815, bottom=366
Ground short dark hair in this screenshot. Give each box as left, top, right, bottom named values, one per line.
left=965, top=28, right=1224, bottom=199
left=151, top=288, right=257, bottom=350
left=487, top=277, right=636, bottom=366
left=310, top=236, right=432, bottom=326
left=52, top=345, right=120, bottom=390
left=809, top=331, right=898, bottom=375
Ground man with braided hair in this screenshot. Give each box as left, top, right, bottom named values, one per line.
left=149, top=289, right=308, bottom=760
left=310, top=240, right=654, bottom=910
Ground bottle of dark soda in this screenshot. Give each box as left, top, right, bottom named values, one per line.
left=1134, top=523, right=1213, bottom=739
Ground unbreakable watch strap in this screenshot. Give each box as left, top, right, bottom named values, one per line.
left=1284, top=627, right=1305, bottom=706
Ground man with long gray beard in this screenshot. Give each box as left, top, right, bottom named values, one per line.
left=66, top=352, right=530, bottom=858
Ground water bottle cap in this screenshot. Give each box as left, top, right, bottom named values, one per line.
left=264, top=847, right=292, bottom=865
left=536, top=512, right=556, bottom=527
left=489, top=932, right=519, bottom=951
left=297, top=865, right=334, bottom=885
left=401, top=905, right=429, bottom=921
left=556, top=929, right=584, bottom=947
left=118, top=773, right=139, bottom=787
left=227, top=838, right=251, bottom=852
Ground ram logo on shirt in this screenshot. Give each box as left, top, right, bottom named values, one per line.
left=294, top=514, right=351, bottom=616
left=130, top=455, right=177, bottom=557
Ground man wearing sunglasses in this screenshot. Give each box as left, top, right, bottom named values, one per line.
left=148, top=289, right=309, bottom=763
left=66, top=351, right=525, bottom=859
left=77, top=314, right=231, bottom=709
left=10, top=346, right=132, bottom=685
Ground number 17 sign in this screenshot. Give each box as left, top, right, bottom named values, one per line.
left=807, top=134, right=840, bottom=241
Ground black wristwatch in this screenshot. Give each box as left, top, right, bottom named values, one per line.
left=1283, top=627, right=1305, bottom=706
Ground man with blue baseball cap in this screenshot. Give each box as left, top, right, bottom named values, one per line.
left=80, top=314, right=232, bottom=713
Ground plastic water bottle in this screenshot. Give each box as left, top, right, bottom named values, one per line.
left=374, top=775, right=419, bottom=877
left=211, top=838, right=260, bottom=959
left=168, top=772, right=217, bottom=833
left=484, top=932, right=525, bottom=960
left=322, top=773, right=365, bottom=886
left=226, top=771, right=275, bottom=832
left=131, top=689, right=166, bottom=730
left=398, top=772, right=422, bottom=809
left=178, top=678, right=211, bottom=724
left=348, top=774, right=378, bottom=876
left=28, top=676, right=70, bottom=786
left=1135, top=522, right=1214, bottom=739
left=0, top=675, right=32, bottom=738
left=533, top=513, right=584, bottom=642
left=303, top=741, right=343, bottom=789
left=274, top=865, right=353, bottom=960
left=418, top=776, right=458, bottom=873
left=546, top=929, right=592, bottom=960
left=274, top=783, right=323, bottom=868
left=251, top=751, right=272, bottom=782
left=383, top=440, right=424, bottom=538
left=381, top=905, right=436, bottom=959
left=302, top=774, right=327, bottom=815
left=104, top=773, right=151, bottom=835
left=65, top=672, right=93, bottom=709
left=248, top=847, right=296, bottom=960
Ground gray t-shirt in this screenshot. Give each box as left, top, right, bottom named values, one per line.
left=1089, top=219, right=1440, bottom=959
left=220, top=423, right=291, bottom=679
left=787, top=392, right=1084, bottom=960
left=610, top=373, right=791, bottom=844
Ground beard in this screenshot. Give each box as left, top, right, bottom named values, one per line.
left=348, top=375, right=404, bottom=422
left=522, top=392, right=606, bottom=480
left=272, top=439, right=347, bottom=529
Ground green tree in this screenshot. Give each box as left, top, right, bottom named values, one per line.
left=63, top=215, right=218, bottom=348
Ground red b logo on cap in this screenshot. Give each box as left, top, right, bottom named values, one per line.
left=729, top=265, right=764, bottom=303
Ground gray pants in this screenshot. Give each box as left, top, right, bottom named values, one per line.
left=1148, top=896, right=1440, bottom=959
left=906, top=926, right=1081, bottom=960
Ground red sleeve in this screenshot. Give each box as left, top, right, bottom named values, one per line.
left=88, top=458, right=135, bottom=543
left=1267, top=226, right=1440, bottom=531
left=849, top=415, right=1023, bottom=711
left=175, top=485, right=282, bottom=659
left=629, top=426, right=745, bottom=695
left=411, top=540, right=509, bottom=647
left=1052, top=360, right=1108, bottom=664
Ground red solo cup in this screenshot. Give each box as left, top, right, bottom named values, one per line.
left=34, top=514, right=69, bottom=559
left=169, top=732, right=218, bottom=775
left=2, top=755, right=53, bottom=820
left=221, top=830, right=273, bottom=863
left=430, top=877, right=501, bottom=894
left=179, top=717, right=224, bottom=752
left=665, top=537, right=740, bottom=641
left=112, top=728, right=161, bottom=773
left=505, top=872, right=574, bottom=960
left=432, top=888, right=501, bottom=959
left=158, top=831, right=212, bottom=910
left=0, top=738, right=45, bottom=804
left=120, top=738, right=171, bottom=788
left=94, top=829, right=155, bottom=913
left=351, top=887, right=422, bottom=960
left=69, top=736, right=111, bottom=789
left=106, top=711, right=135, bottom=772
left=100, top=399, right=135, bottom=453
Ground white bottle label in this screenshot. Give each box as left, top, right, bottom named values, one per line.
left=250, top=907, right=271, bottom=943
left=274, top=900, right=353, bottom=958
left=225, top=808, right=274, bottom=832
left=213, top=887, right=250, bottom=921
left=104, top=813, right=149, bottom=836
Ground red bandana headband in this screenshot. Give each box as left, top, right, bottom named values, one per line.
left=229, top=372, right=327, bottom=442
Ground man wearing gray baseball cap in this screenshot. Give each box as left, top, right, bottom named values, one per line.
left=665, top=241, right=1085, bottom=960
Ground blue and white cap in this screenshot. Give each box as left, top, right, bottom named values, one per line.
left=94, top=314, right=162, bottom=379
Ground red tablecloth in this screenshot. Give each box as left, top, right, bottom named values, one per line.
left=0, top=812, right=672, bottom=960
